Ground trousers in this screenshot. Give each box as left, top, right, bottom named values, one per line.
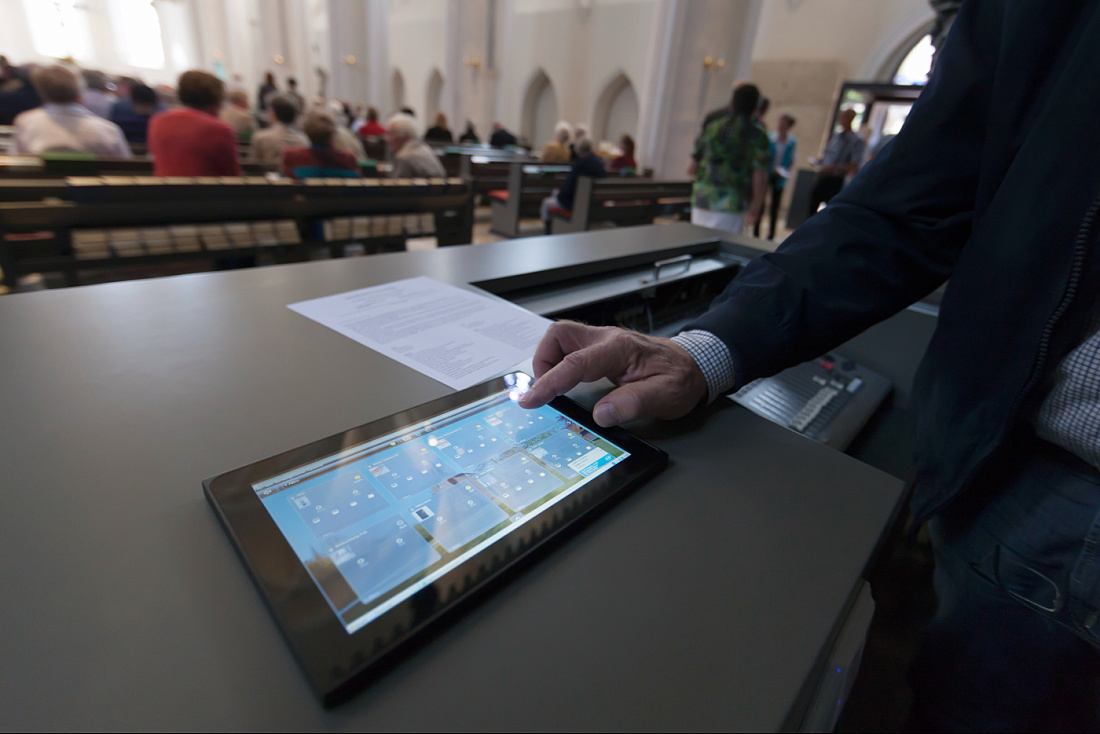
left=908, top=438, right=1100, bottom=731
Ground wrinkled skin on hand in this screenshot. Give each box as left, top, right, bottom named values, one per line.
left=518, top=321, right=708, bottom=427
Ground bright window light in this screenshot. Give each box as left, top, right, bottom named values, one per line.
left=112, top=0, right=166, bottom=69
left=22, top=0, right=93, bottom=61
left=893, top=35, right=934, bottom=86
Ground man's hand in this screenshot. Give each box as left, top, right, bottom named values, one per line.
left=518, top=322, right=708, bottom=427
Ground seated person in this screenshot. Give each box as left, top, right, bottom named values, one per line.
left=247, top=95, right=308, bottom=165
left=569, top=124, right=588, bottom=160
left=489, top=122, right=517, bottom=148
left=541, top=121, right=572, bottom=163
left=458, top=121, right=479, bottom=144
left=219, top=90, right=255, bottom=138
left=0, top=56, right=41, bottom=126
left=281, top=111, right=361, bottom=180
left=386, top=113, right=447, bottom=178
left=13, top=65, right=131, bottom=158
left=80, top=70, right=116, bottom=119
left=356, top=106, right=386, bottom=138
left=608, top=134, right=637, bottom=174
left=424, top=112, right=454, bottom=143
left=325, top=99, right=367, bottom=161
left=540, top=138, right=607, bottom=232
left=148, top=70, right=240, bottom=176
left=110, top=84, right=161, bottom=145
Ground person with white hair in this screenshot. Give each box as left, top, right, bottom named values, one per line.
left=13, top=65, right=131, bottom=157
left=386, top=113, right=446, bottom=178
left=324, top=99, right=366, bottom=161
left=541, top=120, right=572, bottom=163
left=570, top=123, right=588, bottom=161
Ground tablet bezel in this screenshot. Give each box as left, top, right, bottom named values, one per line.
left=203, top=373, right=667, bottom=706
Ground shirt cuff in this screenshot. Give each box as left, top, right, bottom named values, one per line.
left=671, top=329, right=736, bottom=404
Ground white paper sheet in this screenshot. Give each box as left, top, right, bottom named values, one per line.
left=288, top=276, right=552, bottom=389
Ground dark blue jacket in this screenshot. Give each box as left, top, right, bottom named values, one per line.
left=686, top=0, right=1100, bottom=524
left=559, top=153, right=607, bottom=210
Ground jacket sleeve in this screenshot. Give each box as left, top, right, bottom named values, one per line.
left=686, top=0, right=1002, bottom=388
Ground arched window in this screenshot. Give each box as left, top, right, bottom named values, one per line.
left=110, top=0, right=166, bottom=69
left=425, top=68, right=444, bottom=121
left=392, top=69, right=406, bottom=113
left=22, top=0, right=93, bottom=61
left=892, top=34, right=934, bottom=85
left=520, top=69, right=558, bottom=149
left=591, top=72, right=638, bottom=145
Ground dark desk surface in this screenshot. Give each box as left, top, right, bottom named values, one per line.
left=0, top=223, right=902, bottom=729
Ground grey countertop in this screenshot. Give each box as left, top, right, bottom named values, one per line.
left=0, top=224, right=902, bottom=729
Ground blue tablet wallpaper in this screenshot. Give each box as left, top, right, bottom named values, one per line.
left=252, top=388, right=630, bottom=633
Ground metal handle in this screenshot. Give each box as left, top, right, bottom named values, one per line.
left=654, top=254, right=692, bottom=281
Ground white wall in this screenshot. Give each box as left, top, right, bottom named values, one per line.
left=388, top=0, right=447, bottom=120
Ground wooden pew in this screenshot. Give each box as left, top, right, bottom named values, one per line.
left=0, top=176, right=473, bottom=289
left=548, top=177, right=693, bottom=234
left=488, top=162, right=571, bottom=237
left=0, top=155, right=388, bottom=180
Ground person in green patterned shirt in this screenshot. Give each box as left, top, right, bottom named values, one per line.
left=688, top=82, right=769, bottom=234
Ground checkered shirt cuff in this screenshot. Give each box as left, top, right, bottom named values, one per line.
left=671, top=329, right=736, bottom=404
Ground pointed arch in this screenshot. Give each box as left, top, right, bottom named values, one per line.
left=425, top=67, right=445, bottom=122
left=392, top=68, right=406, bottom=113
left=591, top=71, right=639, bottom=145
left=520, top=68, right=558, bottom=149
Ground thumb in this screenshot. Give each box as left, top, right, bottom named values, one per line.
left=592, top=381, right=651, bottom=427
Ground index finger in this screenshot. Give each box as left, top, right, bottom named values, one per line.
left=530, top=321, right=606, bottom=378
left=519, top=339, right=629, bottom=409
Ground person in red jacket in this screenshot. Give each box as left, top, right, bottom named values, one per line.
left=148, top=71, right=241, bottom=177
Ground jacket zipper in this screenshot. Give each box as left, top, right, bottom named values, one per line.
left=1005, top=195, right=1100, bottom=424
left=924, top=195, right=1100, bottom=523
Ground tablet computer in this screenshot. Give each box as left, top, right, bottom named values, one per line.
left=203, top=372, right=667, bottom=706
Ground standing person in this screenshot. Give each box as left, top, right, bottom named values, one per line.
left=386, top=113, right=446, bottom=178
left=247, top=96, right=309, bottom=166
left=519, top=3, right=1100, bottom=730
left=424, top=111, right=453, bottom=143
left=540, top=137, right=606, bottom=233
left=256, top=72, right=278, bottom=115
left=541, top=121, right=572, bottom=163
left=687, top=82, right=768, bottom=234
left=148, top=70, right=240, bottom=176
left=608, top=134, right=637, bottom=174
left=754, top=114, right=797, bottom=240
left=810, top=108, right=864, bottom=213
left=80, top=70, right=116, bottom=119
left=281, top=111, right=360, bottom=180
left=12, top=65, right=130, bottom=158
left=110, top=84, right=162, bottom=145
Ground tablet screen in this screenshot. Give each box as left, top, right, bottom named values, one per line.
left=251, top=382, right=630, bottom=634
